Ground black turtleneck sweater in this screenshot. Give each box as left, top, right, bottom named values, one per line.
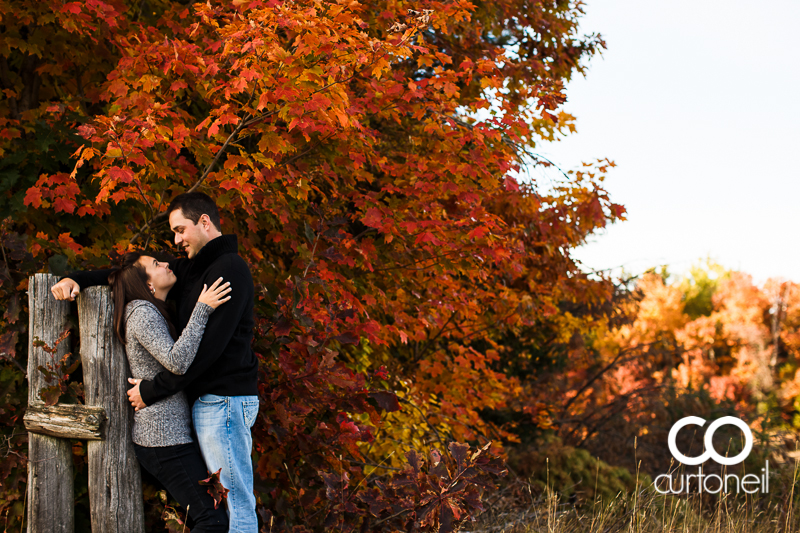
left=67, top=235, right=259, bottom=406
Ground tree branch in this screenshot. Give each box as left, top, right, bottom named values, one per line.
left=559, top=343, right=652, bottom=418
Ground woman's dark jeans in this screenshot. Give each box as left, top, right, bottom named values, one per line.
left=134, top=442, right=228, bottom=532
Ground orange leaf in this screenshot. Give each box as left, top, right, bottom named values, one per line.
left=23, top=187, right=42, bottom=208
left=467, top=226, right=489, bottom=240
left=57, top=233, right=83, bottom=254
left=108, top=166, right=135, bottom=184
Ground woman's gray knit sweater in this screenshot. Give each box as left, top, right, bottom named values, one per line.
left=124, top=299, right=213, bottom=447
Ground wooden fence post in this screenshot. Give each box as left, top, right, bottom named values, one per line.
left=79, top=286, right=145, bottom=533
left=26, top=274, right=74, bottom=533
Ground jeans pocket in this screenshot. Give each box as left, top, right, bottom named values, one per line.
left=196, top=393, right=227, bottom=405
left=242, top=400, right=259, bottom=428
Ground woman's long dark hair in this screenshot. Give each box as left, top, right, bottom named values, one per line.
left=108, top=252, right=177, bottom=344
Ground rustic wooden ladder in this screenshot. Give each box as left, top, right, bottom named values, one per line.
left=23, top=274, right=145, bottom=533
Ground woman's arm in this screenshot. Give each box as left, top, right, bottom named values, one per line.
left=127, top=301, right=213, bottom=375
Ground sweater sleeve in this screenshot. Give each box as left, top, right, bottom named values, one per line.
left=139, top=257, right=252, bottom=404
left=128, top=301, right=215, bottom=375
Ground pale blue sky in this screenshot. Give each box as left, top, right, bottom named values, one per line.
left=535, top=0, right=800, bottom=283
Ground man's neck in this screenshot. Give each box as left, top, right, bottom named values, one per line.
left=194, top=232, right=223, bottom=257
left=190, top=234, right=238, bottom=271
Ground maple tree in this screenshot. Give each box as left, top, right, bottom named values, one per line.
left=0, top=0, right=621, bottom=530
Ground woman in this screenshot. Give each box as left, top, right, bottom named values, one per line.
left=108, top=252, right=231, bottom=532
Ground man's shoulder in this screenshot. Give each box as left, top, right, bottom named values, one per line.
left=202, top=253, right=253, bottom=300
left=207, top=252, right=252, bottom=274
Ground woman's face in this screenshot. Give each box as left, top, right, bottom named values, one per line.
left=138, top=256, right=176, bottom=297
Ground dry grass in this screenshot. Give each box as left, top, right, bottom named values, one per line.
left=466, top=448, right=800, bottom=533
left=466, top=486, right=800, bottom=533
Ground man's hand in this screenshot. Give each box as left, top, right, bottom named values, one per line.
left=127, top=378, right=147, bottom=411
left=51, top=278, right=81, bottom=301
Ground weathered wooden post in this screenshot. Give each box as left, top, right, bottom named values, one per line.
left=26, top=274, right=74, bottom=533
left=79, top=285, right=145, bottom=533
left=24, top=276, right=144, bottom=532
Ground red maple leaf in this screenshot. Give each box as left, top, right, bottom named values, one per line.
left=199, top=468, right=229, bottom=509
left=362, top=207, right=383, bottom=228
left=23, top=187, right=43, bottom=208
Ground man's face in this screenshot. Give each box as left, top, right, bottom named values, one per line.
left=169, top=209, right=210, bottom=259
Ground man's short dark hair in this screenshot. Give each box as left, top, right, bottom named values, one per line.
left=167, top=192, right=222, bottom=231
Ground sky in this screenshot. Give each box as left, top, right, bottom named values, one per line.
left=533, top=0, right=800, bottom=284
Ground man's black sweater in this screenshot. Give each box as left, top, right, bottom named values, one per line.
left=68, top=235, right=259, bottom=405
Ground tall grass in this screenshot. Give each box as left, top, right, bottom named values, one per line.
left=468, top=487, right=800, bottom=533
left=467, top=448, right=800, bottom=533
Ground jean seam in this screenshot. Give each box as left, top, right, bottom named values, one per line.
left=243, top=401, right=258, bottom=428
left=226, top=406, right=238, bottom=530
left=223, top=397, right=236, bottom=530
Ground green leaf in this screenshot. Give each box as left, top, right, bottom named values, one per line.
left=304, top=221, right=316, bottom=244
left=48, top=254, right=69, bottom=276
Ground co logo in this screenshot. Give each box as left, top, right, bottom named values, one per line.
left=668, top=416, right=753, bottom=466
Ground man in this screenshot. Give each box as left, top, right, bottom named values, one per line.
left=51, top=192, right=260, bottom=533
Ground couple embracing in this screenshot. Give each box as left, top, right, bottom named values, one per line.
left=52, top=192, right=259, bottom=532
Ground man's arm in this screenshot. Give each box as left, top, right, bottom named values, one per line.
left=139, top=258, right=252, bottom=405
left=51, top=268, right=114, bottom=301
left=52, top=258, right=190, bottom=302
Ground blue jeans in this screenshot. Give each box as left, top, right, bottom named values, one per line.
left=192, top=394, right=259, bottom=533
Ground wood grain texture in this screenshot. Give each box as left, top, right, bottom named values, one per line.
left=26, top=274, right=73, bottom=533
left=27, top=434, right=74, bottom=533
left=24, top=403, right=107, bottom=440
left=79, top=286, right=145, bottom=533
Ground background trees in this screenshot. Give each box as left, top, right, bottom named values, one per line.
left=0, top=0, right=649, bottom=530
left=507, top=261, right=800, bottom=502
left=6, top=1, right=800, bottom=530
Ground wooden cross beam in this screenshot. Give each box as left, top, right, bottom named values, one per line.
left=24, top=404, right=107, bottom=440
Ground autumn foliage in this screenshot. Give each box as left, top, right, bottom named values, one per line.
left=0, top=0, right=633, bottom=530
left=6, top=0, right=800, bottom=530
left=502, top=262, right=800, bottom=504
